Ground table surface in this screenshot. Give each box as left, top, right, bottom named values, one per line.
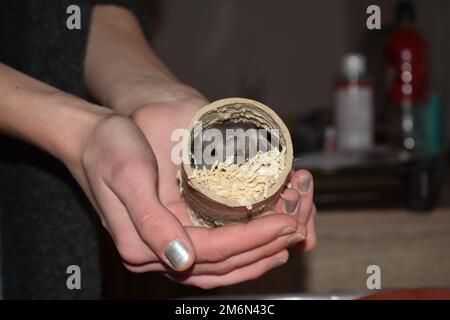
left=101, top=208, right=450, bottom=299
left=215, top=208, right=450, bottom=297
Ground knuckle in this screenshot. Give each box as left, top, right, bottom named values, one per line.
left=109, top=159, right=142, bottom=186
left=207, top=261, right=234, bottom=276
left=201, top=248, right=227, bottom=263
left=216, top=261, right=235, bottom=275
left=200, top=232, right=229, bottom=263
left=136, top=209, right=163, bottom=236
left=110, top=153, right=157, bottom=187
left=275, top=215, right=298, bottom=230
left=207, top=248, right=229, bottom=263
left=109, top=158, right=158, bottom=198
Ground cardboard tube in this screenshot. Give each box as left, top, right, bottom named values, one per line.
left=181, top=98, right=293, bottom=227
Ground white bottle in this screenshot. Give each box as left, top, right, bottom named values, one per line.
left=335, top=54, right=374, bottom=152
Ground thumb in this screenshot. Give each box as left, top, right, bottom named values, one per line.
left=132, top=200, right=196, bottom=272
left=109, top=161, right=196, bottom=271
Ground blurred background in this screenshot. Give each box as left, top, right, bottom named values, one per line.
left=102, top=0, right=450, bottom=299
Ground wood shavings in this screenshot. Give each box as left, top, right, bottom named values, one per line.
left=187, top=147, right=286, bottom=209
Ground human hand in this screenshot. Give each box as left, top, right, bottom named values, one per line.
left=0, top=60, right=315, bottom=289
left=65, top=111, right=303, bottom=289
left=82, top=4, right=316, bottom=287
left=129, top=86, right=317, bottom=288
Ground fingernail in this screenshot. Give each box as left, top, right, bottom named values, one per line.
left=297, top=175, right=311, bottom=193
left=279, top=226, right=297, bottom=237
left=270, top=259, right=287, bottom=270
left=287, top=233, right=305, bottom=247
left=284, top=199, right=298, bottom=214
left=164, top=240, right=190, bottom=270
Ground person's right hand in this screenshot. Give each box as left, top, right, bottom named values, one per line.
left=67, top=113, right=302, bottom=289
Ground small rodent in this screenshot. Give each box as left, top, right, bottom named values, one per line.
left=191, top=122, right=276, bottom=169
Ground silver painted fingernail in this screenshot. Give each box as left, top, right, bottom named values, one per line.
left=284, top=199, right=298, bottom=214
left=287, top=234, right=305, bottom=247
left=164, top=240, right=190, bottom=270
left=297, top=175, right=311, bottom=193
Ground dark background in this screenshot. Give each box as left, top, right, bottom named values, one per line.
left=145, top=0, right=449, bottom=140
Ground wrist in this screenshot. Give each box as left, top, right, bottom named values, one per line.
left=41, top=92, right=115, bottom=168
left=0, top=64, right=114, bottom=169
left=104, top=75, right=206, bottom=117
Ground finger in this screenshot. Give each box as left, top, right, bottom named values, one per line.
left=190, top=232, right=300, bottom=276
left=107, top=159, right=195, bottom=271
left=168, top=250, right=289, bottom=289
left=274, top=188, right=301, bottom=217
left=297, top=205, right=317, bottom=252
left=291, top=170, right=314, bottom=225
left=288, top=169, right=295, bottom=181
left=125, top=231, right=302, bottom=275
left=186, top=213, right=298, bottom=263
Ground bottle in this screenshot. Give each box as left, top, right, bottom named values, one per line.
left=334, top=53, right=374, bottom=152
left=384, top=0, right=428, bottom=153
